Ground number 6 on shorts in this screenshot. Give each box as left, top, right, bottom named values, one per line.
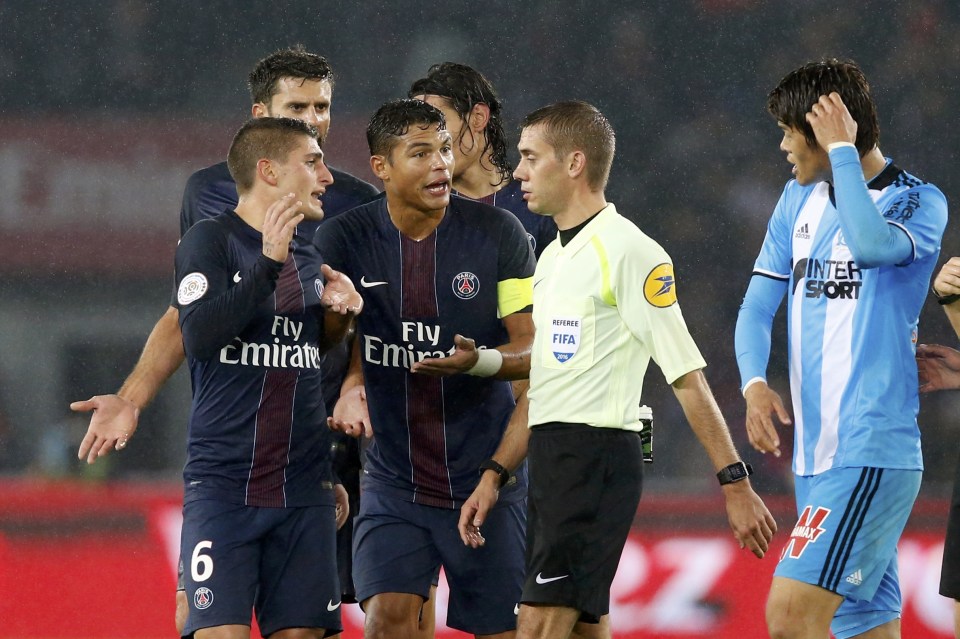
left=192, top=540, right=214, bottom=582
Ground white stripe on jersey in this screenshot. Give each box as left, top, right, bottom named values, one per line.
left=814, top=230, right=855, bottom=473
left=789, top=185, right=829, bottom=473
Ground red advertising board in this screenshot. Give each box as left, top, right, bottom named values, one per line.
left=0, top=481, right=952, bottom=638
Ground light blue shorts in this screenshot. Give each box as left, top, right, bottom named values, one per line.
left=775, top=466, right=921, bottom=639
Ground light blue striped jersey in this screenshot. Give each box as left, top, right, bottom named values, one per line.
left=753, top=161, right=946, bottom=475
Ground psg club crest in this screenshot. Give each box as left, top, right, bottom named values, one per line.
left=194, top=586, right=214, bottom=610
left=550, top=316, right=581, bottom=362
left=452, top=272, right=480, bottom=300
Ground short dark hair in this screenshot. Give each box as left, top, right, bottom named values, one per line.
left=521, top=101, right=615, bottom=191
left=767, top=58, right=879, bottom=156
left=248, top=45, right=334, bottom=106
left=366, top=99, right=446, bottom=158
left=227, top=117, right=319, bottom=193
left=408, top=62, right=511, bottom=185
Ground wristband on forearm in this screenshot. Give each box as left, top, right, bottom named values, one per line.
left=466, top=348, right=503, bottom=377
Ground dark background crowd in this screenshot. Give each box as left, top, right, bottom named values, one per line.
left=2, top=0, right=959, bottom=499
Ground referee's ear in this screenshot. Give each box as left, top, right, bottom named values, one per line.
left=567, top=150, right=587, bottom=180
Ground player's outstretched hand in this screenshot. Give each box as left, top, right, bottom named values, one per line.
left=743, top=381, right=790, bottom=457
left=334, top=483, right=350, bottom=529
left=458, top=474, right=500, bottom=548
left=806, top=92, right=858, bottom=151
left=262, top=193, right=303, bottom=263
left=933, top=257, right=960, bottom=298
left=72, top=394, right=140, bottom=464
left=327, top=385, right=372, bottom=438
left=320, top=264, right=363, bottom=315
left=411, top=334, right=480, bottom=377
left=722, top=482, right=777, bottom=559
left=917, top=343, right=960, bottom=393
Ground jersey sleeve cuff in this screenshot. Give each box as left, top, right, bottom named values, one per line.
left=742, top=376, right=767, bottom=396
left=827, top=141, right=857, bottom=152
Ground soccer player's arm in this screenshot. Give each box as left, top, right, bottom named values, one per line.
left=314, top=219, right=371, bottom=438
left=176, top=222, right=283, bottom=361
left=830, top=145, right=931, bottom=267
left=734, top=189, right=794, bottom=457
left=917, top=258, right=960, bottom=393
left=74, top=172, right=234, bottom=463
left=490, top=215, right=537, bottom=380
left=326, top=328, right=372, bottom=438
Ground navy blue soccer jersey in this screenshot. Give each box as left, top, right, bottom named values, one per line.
left=177, top=160, right=379, bottom=413
left=313, top=195, right=535, bottom=509
left=174, top=210, right=336, bottom=508
left=454, top=179, right=557, bottom=259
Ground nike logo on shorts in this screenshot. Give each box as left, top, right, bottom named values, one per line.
left=327, top=600, right=341, bottom=611
left=535, top=572, right=569, bottom=584
left=514, top=603, right=520, bottom=615
left=360, top=276, right=387, bottom=288
left=233, top=271, right=242, bottom=283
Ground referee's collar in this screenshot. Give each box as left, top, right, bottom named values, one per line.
left=558, top=204, right=617, bottom=249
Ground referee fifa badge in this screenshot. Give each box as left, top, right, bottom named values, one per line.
left=550, top=316, right=580, bottom=362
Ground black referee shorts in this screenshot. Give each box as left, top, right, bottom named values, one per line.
left=941, top=448, right=960, bottom=598
left=522, top=422, right=643, bottom=622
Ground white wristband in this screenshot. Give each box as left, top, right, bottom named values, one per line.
left=827, top=141, right=856, bottom=152
left=466, top=348, right=503, bottom=377
left=742, top=376, right=767, bottom=396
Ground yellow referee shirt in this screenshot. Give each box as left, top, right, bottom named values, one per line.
left=528, top=204, right=706, bottom=431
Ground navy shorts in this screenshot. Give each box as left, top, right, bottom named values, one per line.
left=179, top=499, right=342, bottom=637
left=352, top=490, right=525, bottom=635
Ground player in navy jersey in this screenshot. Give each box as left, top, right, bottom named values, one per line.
left=174, top=116, right=361, bottom=638
left=735, top=60, right=947, bottom=639
left=409, top=62, right=556, bottom=259
left=316, top=99, right=535, bottom=639
left=70, top=46, right=377, bottom=637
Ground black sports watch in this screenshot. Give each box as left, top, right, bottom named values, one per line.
left=479, top=459, right=510, bottom=488
left=716, top=461, right=753, bottom=486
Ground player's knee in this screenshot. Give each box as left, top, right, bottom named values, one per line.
left=363, top=594, right=423, bottom=639
left=765, top=602, right=810, bottom=639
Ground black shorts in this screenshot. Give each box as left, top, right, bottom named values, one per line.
left=941, top=448, right=960, bottom=598
left=522, top=423, right=643, bottom=622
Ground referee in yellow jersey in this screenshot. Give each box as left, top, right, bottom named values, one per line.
left=458, top=101, right=777, bottom=639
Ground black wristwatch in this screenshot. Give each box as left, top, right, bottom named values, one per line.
left=717, top=461, right=753, bottom=486
left=479, top=459, right=510, bottom=488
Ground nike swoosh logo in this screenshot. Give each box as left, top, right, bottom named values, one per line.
left=535, top=572, right=569, bottom=584
left=514, top=604, right=520, bottom=615
left=360, top=276, right=387, bottom=288
left=327, top=600, right=341, bottom=611
left=233, top=271, right=242, bottom=283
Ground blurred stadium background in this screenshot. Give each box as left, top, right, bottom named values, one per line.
left=1, top=1, right=959, bottom=636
